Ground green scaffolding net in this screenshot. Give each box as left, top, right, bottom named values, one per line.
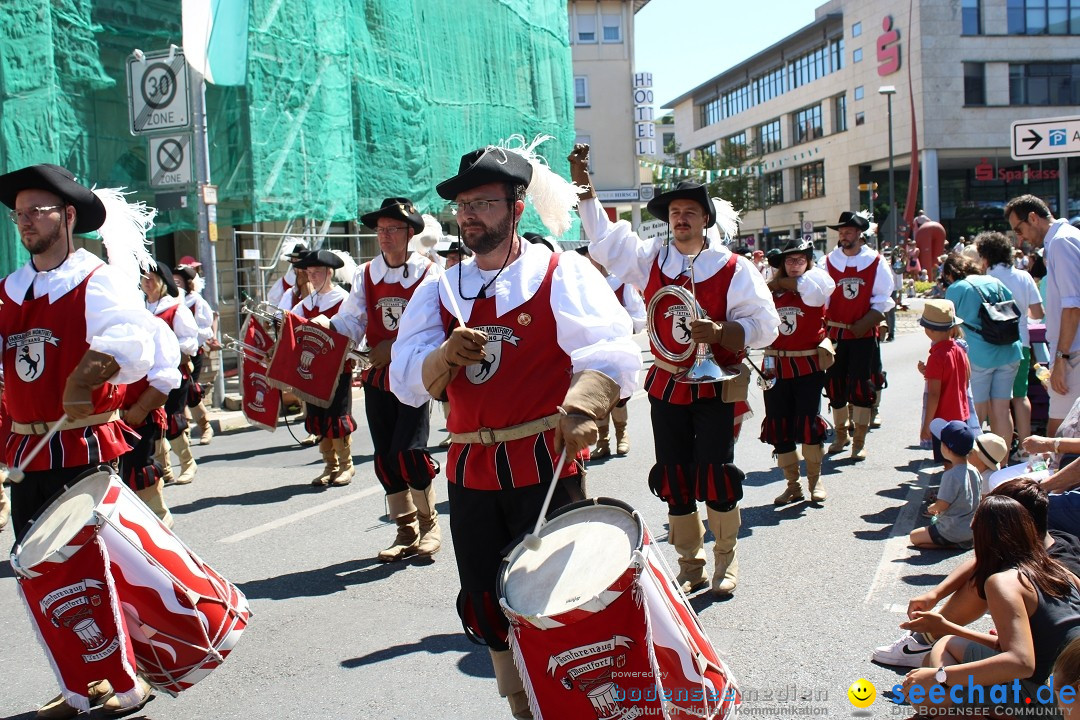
left=0, top=0, right=577, bottom=275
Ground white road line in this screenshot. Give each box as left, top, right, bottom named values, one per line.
left=864, top=467, right=934, bottom=605
left=219, top=485, right=383, bottom=543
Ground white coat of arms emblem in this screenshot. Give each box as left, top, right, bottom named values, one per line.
left=466, top=325, right=521, bottom=385
left=7, top=328, right=59, bottom=383
left=377, top=297, right=408, bottom=331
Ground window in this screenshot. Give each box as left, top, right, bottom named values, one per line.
left=602, top=14, right=622, bottom=42
left=853, top=48, right=863, bottom=63
left=792, top=104, right=823, bottom=145
left=962, top=0, right=982, bottom=34
left=1010, top=62, right=1080, bottom=104
left=699, top=97, right=721, bottom=128
left=789, top=39, right=844, bottom=89
left=834, top=94, right=848, bottom=132
left=696, top=143, right=718, bottom=164
left=574, top=76, right=589, bottom=107
left=757, top=119, right=782, bottom=154
left=1008, top=0, right=1080, bottom=34
left=761, top=171, right=784, bottom=205
left=853, top=21, right=862, bottom=37
left=576, top=13, right=597, bottom=43
left=855, top=111, right=866, bottom=126
left=723, top=132, right=747, bottom=161
left=796, top=161, right=825, bottom=199
left=964, top=62, right=986, bottom=105
left=854, top=85, right=864, bottom=100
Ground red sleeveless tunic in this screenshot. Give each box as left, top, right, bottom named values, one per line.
left=826, top=256, right=880, bottom=340
left=363, top=262, right=430, bottom=391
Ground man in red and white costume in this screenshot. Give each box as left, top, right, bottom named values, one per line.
left=0, top=163, right=168, bottom=718
left=332, top=198, right=443, bottom=562
left=174, top=258, right=221, bottom=445
left=391, top=140, right=640, bottom=719
left=142, top=262, right=201, bottom=487
left=267, top=241, right=307, bottom=309
left=570, top=144, right=779, bottom=599
left=761, top=239, right=836, bottom=505
left=820, top=211, right=895, bottom=461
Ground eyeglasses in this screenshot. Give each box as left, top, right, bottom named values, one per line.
left=449, top=198, right=512, bottom=214
left=9, top=205, right=61, bottom=224
left=1009, top=218, right=1029, bottom=234
left=374, top=226, right=409, bottom=237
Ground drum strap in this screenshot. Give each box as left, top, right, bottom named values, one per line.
left=651, top=357, right=684, bottom=375
left=825, top=320, right=854, bottom=330
left=12, top=410, right=121, bottom=436
left=762, top=348, right=817, bottom=358
left=450, top=413, right=562, bottom=447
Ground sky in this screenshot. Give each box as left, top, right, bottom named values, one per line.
left=634, top=0, right=829, bottom=112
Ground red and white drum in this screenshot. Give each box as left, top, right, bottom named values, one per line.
left=498, top=498, right=739, bottom=720
left=11, top=468, right=250, bottom=705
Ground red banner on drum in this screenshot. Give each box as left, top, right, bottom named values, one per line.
left=240, top=316, right=280, bottom=431
left=265, top=313, right=350, bottom=408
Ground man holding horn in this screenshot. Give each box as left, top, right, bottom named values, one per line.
left=391, top=136, right=640, bottom=719
left=570, top=144, right=778, bottom=597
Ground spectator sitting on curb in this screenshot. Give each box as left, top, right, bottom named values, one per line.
left=910, top=420, right=981, bottom=550
left=874, top=479, right=1080, bottom=669
left=970, top=432, right=1009, bottom=495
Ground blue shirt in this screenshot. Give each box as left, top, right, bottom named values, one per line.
left=1043, top=219, right=1080, bottom=357
left=946, top=275, right=1022, bottom=369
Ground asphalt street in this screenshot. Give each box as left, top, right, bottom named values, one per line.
left=1, top=315, right=967, bottom=719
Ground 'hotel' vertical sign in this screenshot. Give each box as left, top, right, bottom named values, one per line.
left=634, top=73, right=656, bottom=156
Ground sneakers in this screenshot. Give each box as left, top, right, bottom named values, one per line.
left=872, top=632, right=932, bottom=667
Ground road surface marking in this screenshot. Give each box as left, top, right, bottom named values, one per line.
left=219, top=485, right=383, bottom=543
left=864, top=467, right=933, bottom=605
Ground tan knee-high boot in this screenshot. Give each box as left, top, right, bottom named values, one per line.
left=136, top=479, right=174, bottom=528
left=378, top=490, right=419, bottom=562
left=156, top=438, right=175, bottom=485
left=329, top=435, right=354, bottom=486
left=870, top=391, right=882, bottom=429
left=612, top=404, right=629, bottom=455
left=311, top=438, right=337, bottom=486
left=707, top=506, right=740, bottom=596
left=410, top=484, right=442, bottom=557
left=190, top=401, right=213, bottom=445
left=828, top=406, right=850, bottom=453
left=668, top=512, right=707, bottom=594
left=592, top=416, right=611, bottom=458
left=851, top=406, right=872, bottom=461
left=490, top=648, right=533, bottom=720
left=169, top=431, right=197, bottom=485
left=773, top=450, right=804, bottom=505
left=803, top=443, right=827, bottom=502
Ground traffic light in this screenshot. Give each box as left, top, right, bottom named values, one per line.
left=857, top=182, right=879, bottom=191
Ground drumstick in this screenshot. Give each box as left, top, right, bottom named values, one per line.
left=7, top=414, right=69, bottom=484
left=438, top=270, right=466, bottom=327
left=522, top=448, right=569, bottom=552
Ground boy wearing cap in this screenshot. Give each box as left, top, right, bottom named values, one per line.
left=910, top=419, right=982, bottom=549
left=918, top=299, right=971, bottom=464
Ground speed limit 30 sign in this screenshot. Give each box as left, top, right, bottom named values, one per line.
left=126, top=49, right=191, bottom=135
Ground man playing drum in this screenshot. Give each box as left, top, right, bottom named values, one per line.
left=0, top=164, right=169, bottom=717
left=331, top=198, right=443, bottom=561
left=391, top=138, right=640, bottom=719
left=570, top=144, right=779, bottom=598
left=762, top=239, right=836, bottom=505
left=821, top=212, right=895, bottom=461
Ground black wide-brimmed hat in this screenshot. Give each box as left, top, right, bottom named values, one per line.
left=436, top=147, right=533, bottom=200
left=827, top=211, right=870, bottom=231
left=0, top=163, right=106, bottom=233
left=148, top=260, right=179, bottom=298
left=436, top=239, right=470, bottom=258
left=294, top=249, right=345, bottom=270
left=174, top=264, right=198, bottom=281
left=360, top=197, right=424, bottom=234
left=646, top=181, right=715, bottom=227
left=523, top=231, right=555, bottom=251
left=767, top=237, right=815, bottom=268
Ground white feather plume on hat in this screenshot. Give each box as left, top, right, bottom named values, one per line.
left=410, top=214, right=443, bottom=252
left=93, top=188, right=156, bottom=282
left=856, top=209, right=877, bottom=239
left=711, top=197, right=741, bottom=240
left=331, top=250, right=357, bottom=286
left=498, top=134, right=587, bottom=237
left=191, top=273, right=206, bottom=295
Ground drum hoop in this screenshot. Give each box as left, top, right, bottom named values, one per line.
left=646, top=285, right=697, bottom=364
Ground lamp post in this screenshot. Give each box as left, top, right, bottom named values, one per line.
left=878, top=85, right=897, bottom=248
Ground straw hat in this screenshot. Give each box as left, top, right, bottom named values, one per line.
left=920, top=299, right=963, bottom=330
left=972, top=433, right=1008, bottom=469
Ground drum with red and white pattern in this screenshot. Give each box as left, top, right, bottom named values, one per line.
left=12, top=468, right=250, bottom=698
left=498, top=498, right=740, bottom=720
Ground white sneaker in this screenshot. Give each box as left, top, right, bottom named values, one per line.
left=872, top=632, right=931, bottom=667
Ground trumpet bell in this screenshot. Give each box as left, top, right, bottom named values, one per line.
left=676, top=346, right=742, bottom=384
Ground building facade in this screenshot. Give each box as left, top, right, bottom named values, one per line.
left=664, top=0, right=1080, bottom=250
left=569, top=0, right=653, bottom=224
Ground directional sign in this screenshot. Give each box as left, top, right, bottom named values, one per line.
left=148, top=134, right=193, bottom=187
left=1010, top=115, right=1080, bottom=161
left=127, top=50, right=191, bottom=135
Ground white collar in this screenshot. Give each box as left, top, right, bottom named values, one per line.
left=4, top=248, right=105, bottom=306
left=147, top=293, right=181, bottom=315
left=826, top=244, right=878, bottom=271
left=1045, top=218, right=1072, bottom=246
left=655, top=239, right=733, bottom=282
left=368, top=252, right=429, bottom=287
left=441, top=237, right=552, bottom=322
left=301, top=285, right=347, bottom=312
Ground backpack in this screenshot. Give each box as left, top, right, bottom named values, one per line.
left=970, top=280, right=1021, bottom=346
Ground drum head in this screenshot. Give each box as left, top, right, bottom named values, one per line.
left=502, top=503, right=641, bottom=619
left=16, top=469, right=115, bottom=570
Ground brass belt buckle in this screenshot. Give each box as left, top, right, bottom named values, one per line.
left=477, top=427, right=497, bottom=447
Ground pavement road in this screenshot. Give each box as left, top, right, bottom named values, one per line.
left=1, top=315, right=965, bottom=719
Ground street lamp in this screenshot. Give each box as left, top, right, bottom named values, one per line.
left=878, top=85, right=897, bottom=248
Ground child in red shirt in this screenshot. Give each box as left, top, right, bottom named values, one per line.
left=918, top=300, right=970, bottom=466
